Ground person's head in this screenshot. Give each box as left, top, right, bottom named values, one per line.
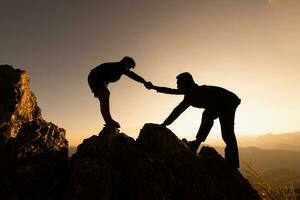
left=176, top=72, right=195, bottom=92
left=120, top=56, right=135, bottom=69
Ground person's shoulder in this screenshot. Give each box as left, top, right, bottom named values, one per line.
left=200, top=84, right=215, bottom=88
left=195, top=84, right=216, bottom=93
left=196, top=84, right=209, bottom=90
left=123, top=68, right=132, bottom=74
left=203, top=85, right=237, bottom=96
left=93, top=62, right=120, bottom=71
left=200, top=85, right=224, bottom=90
left=100, top=61, right=119, bottom=67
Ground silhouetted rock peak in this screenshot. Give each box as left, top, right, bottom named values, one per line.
left=0, top=65, right=41, bottom=143
left=67, top=124, right=261, bottom=200
left=0, top=65, right=68, bottom=200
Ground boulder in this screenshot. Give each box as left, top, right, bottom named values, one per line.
left=66, top=126, right=170, bottom=200
left=137, top=123, right=261, bottom=200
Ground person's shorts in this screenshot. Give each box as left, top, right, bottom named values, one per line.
left=88, top=72, right=106, bottom=97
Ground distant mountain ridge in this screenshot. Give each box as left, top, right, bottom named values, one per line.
left=238, top=132, right=300, bottom=152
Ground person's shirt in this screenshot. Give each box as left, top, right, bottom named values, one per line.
left=185, top=85, right=240, bottom=111
left=90, top=62, right=146, bottom=84
left=155, top=84, right=241, bottom=125
left=155, top=84, right=240, bottom=111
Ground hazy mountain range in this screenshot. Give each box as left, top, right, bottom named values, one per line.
left=237, top=131, right=300, bottom=152
left=203, top=131, right=300, bottom=152
left=212, top=132, right=300, bottom=187
left=214, top=146, right=300, bottom=187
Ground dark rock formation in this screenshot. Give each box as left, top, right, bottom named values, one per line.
left=66, top=127, right=170, bottom=200
left=137, top=124, right=261, bottom=200
left=67, top=124, right=261, bottom=200
left=0, top=65, right=41, bottom=143
left=0, top=65, right=68, bottom=200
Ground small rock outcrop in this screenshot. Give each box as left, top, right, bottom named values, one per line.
left=67, top=124, right=261, bottom=200
left=0, top=65, right=68, bottom=200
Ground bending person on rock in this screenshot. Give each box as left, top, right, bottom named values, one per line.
left=145, top=72, right=241, bottom=168
left=88, top=56, right=150, bottom=128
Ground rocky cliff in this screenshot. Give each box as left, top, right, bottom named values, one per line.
left=0, top=65, right=41, bottom=143
left=0, top=65, right=260, bottom=200
left=66, top=124, right=261, bottom=200
left=0, top=65, right=68, bottom=200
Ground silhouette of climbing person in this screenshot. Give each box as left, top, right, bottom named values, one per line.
left=88, top=56, right=150, bottom=128
left=145, top=72, right=241, bottom=168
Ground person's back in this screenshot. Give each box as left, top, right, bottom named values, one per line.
left=90, top=62, right=125, bottom=84
left=187, top=85, right=241, bottom=111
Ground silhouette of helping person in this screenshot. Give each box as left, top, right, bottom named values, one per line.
left=147, top=72, right=241, bottom=169
left=88, top=57, right=150, bottom=128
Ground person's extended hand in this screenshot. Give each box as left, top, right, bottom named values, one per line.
left=144, top=81, right=154, bottom=89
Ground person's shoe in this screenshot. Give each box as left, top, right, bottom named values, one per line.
left=181, top=138, right=201, bottom=153
left=106, top=120, right=121, bottom=128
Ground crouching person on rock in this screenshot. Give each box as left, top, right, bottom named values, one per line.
left=145, top=72, right=241, bottom=169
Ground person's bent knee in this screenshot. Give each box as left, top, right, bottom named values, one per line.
left=222, top=136, right=237, bottom=146
left=202, top=110, right=218, bottom=122
left=96, top=88, right=110, bottom=99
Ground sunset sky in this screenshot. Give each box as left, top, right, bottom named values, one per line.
left=1, top=0, right=300, bottom=146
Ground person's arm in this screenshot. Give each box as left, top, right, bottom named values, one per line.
left=145, top=81, right=183, bottom=95
left=124, top=70, right=146, bottom=84
left=162, top=99, right=190, bottom=126
left=152, top=85, right=183, bottom=95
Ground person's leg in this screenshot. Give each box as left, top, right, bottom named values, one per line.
left=196, top=110, right=217, bottom=142
left=219, top=108, right=239, bottom=168
left=96, top=84, right=120, bottom=128
left=189, top=110, right=216, bottom=152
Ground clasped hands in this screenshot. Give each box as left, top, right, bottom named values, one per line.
left=144, top=81, right=154, bottom=90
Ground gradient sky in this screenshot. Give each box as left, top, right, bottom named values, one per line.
left=1, top=0, right=300, bottom=145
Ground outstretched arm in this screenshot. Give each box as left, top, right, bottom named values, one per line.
left=152, top=85, right=183, bottom=95
left=162, top=99, right=190, bottom=126
left=124, top=70, right=147, bottom=84
left=145, top=82, right=183, bottom=95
